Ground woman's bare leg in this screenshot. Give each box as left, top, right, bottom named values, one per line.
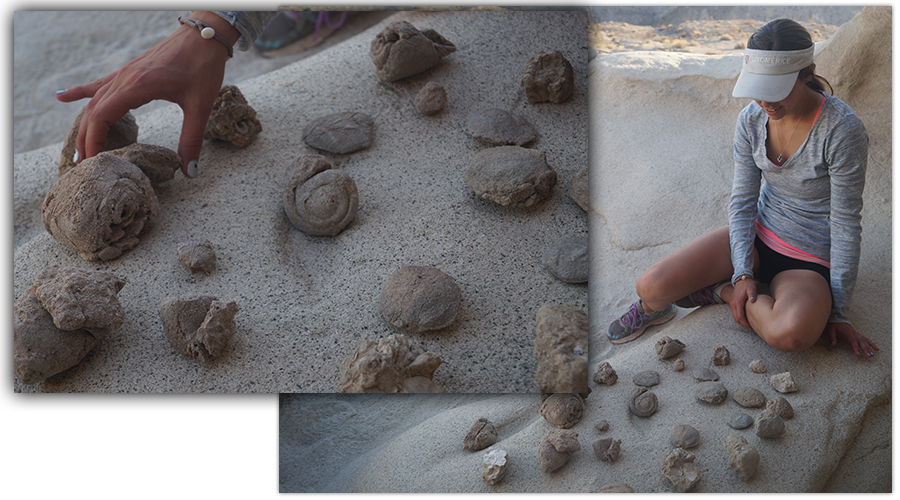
left=742, top=269, right=832, bottom=352
left=637, top=226, right=750, bottom=312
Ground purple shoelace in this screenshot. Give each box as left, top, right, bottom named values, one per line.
left=313, top=11, right=348, bottom=41
left=620, top=302, right=646, bottom=330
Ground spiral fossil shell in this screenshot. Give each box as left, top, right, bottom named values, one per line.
left=283, top=155, right=359, bottom=236
left=629, top=386, right=658, bottom=417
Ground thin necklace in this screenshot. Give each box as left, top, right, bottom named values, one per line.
left=775, top=96, right=808, bottom=164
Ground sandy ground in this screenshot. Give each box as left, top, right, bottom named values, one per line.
left=13, top=10, right=588, bottom=393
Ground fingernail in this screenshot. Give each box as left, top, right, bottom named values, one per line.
left=73, top=150, right=80, bottom=163
left=56, top=89, right=67, bottom=95
left=186, top=160, right=198, bottom=178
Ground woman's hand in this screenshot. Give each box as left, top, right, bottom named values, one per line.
left=826, top=322, right=878, bottom=358
left=56, top=12, right=238, bottom=178
left=728, top=278, right=756, bottom=329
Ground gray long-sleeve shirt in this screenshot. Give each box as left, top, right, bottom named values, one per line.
left=213, top=11, right=279, bottom=51
left=729, top=94, right=868, bottom=324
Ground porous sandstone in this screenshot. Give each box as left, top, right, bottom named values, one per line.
left=534, top=304, right=589, bottom=396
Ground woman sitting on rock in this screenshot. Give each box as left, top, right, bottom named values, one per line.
left=607, top=19, right=878, bottom=358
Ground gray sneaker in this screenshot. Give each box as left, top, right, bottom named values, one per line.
left=607, top=301, right=676, bottom=344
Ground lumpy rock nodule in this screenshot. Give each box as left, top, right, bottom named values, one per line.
left=108, top=143, right=181, bottom=187
left=538, top=429, right=580, bottom=473
left=415, top=81, right=446, bottom=115
left=465, top=146, right=557, bottom=208
left=337, top=334, right=442, bottom=393
left=43, top=152, right=159, bottom=261
left=481, top=449, right=509, bottom=485
left=466, top=108, right=537, bottom=146
left=159, top=295, right=239, bottom=362
left=176, top=239, right=217, bottom=273
left=59, top=106, right=138, bottom=176
left=378, top=266, right=461, bottom=332
left=520, top=51, right=575, bottom=104
left=302, top=111, right=375, bottom=154
left=204, top=84, right=262, bottom=147
left=540, top=393, right=585, bottom=429
left=463, top=417, right=498, bottom=451
left=534, top=304, right=589, bottom=396
left=542, top=235, right=588, bottom=283
left=369, top=21, right=456, bottom=82
left=283, top=155, right=359, bottom=237
left=14, top=266, right=126, bottom=385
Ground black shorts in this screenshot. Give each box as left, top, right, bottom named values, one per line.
left=754, top=236, right=831, bottom=285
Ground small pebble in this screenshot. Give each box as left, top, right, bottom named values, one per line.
left=594, top=419, right=610, bottom=432
left=542, top=235, right=588, bottom=283
left=655, top=336, right=686, bottom=359
left=727, top=434, right=760, bottom=481
left=767, top=396, right=795, bottom=419
left=695, top=381, right=728, bottom=404
left=415, top=81, right=446, bottom=115
left=593, top=361, right=618, bottom=386
left=754, top=408, right=786, bottom=438
left=732, top=386, right=766, bottom=408
left=727, top=412, right=754, bottom=430
left=712, top=345, right=731, bottom=366
left=770, top=372, right=799, bottom=393
left=749, top=359, right=767, bottom=373
left=670, top=424, right=700, bottom=449
left=592, top=438, right=622, bottom=462
left=632, top=370, right=660, bottom=387
left=673, top=359, right=685, bottom=371
left=692, top=367, right=719, bottom=381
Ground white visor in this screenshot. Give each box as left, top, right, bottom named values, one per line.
left=732, top=45, right=815, bottom=102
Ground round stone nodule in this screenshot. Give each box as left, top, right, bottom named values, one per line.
left=695, top=381, right=728, bottom=404
left=302, top=111, right=375, bottom=154
left=378, top=266, right=461, bottom=332
left=465, top=146, right=556, bottom=208
left=543, top=235, right=588, bottom=283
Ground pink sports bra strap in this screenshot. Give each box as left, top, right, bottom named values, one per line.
left=755, top=220, right=831, bottom=268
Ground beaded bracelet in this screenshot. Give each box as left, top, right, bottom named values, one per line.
left=732, top=274, right=753, bottom=286
left=178, top=16, right=234, bottom=58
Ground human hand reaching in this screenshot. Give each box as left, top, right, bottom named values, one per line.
left=728, top=277, right=756, bottom=329
left=826, top=322, right=878, bottom=358
left=55, top=11, right=239, bottom=178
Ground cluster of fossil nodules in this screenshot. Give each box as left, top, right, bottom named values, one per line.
left=46, top=84, right=262, bottom=263
left=14, top=266, right=126, bottom=384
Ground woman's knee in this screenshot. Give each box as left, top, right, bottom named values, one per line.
left=636, top=265, right=671, bottom=303
left=763, top=319, right=821, bottom=352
